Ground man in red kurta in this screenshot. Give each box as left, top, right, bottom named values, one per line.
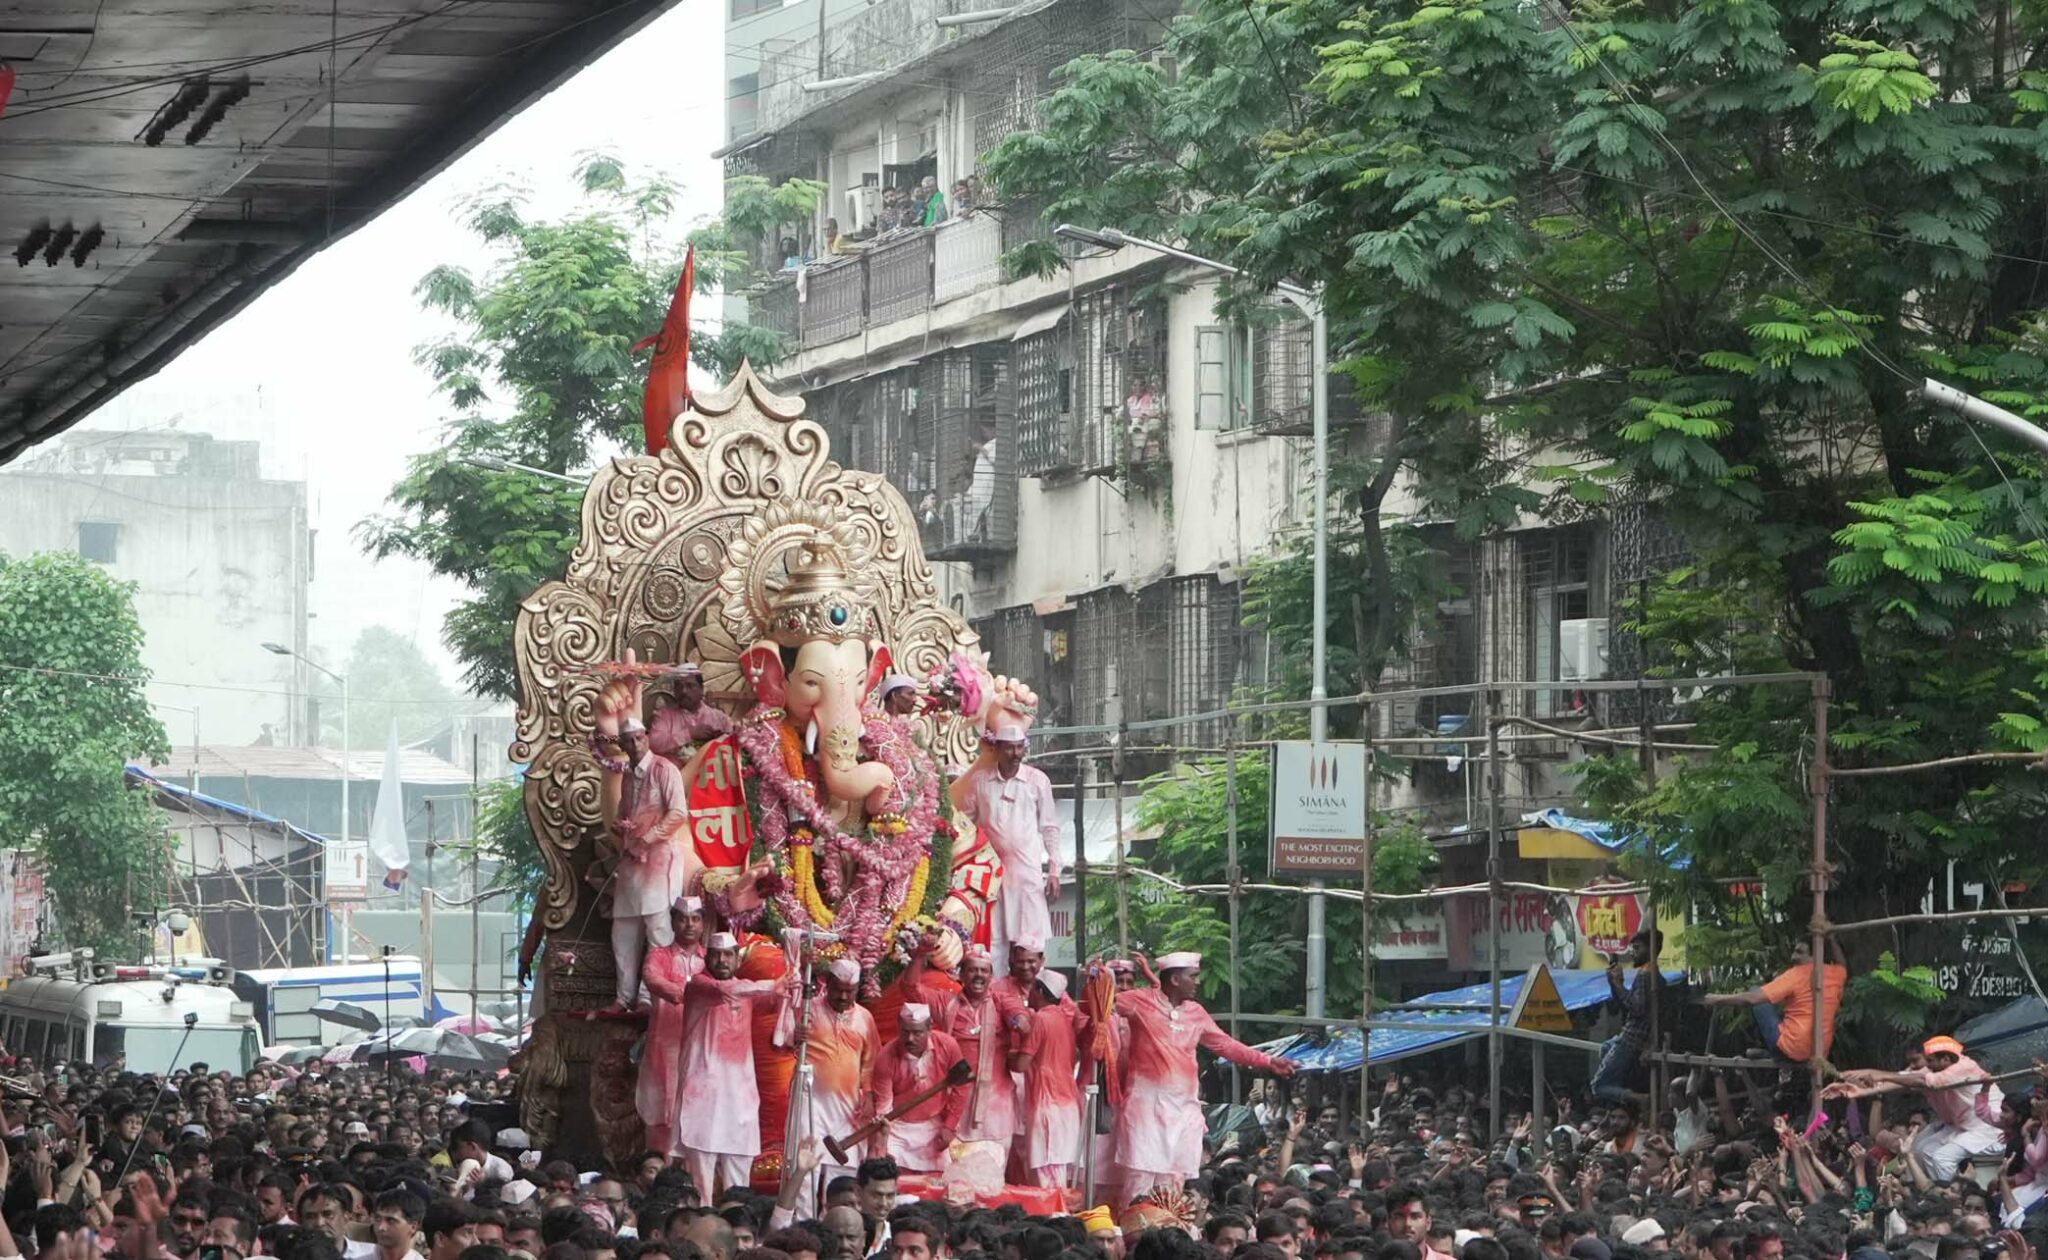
left=1112, top=951, right=1294, bottom=1203
left=906, top=941, right=1028, bottom=1149
left=784, top=957, right=880, bottom=1215
left=636, top=894, right=707, bottom=1153
left=673, top=931, right=785, bottom=1195
left=871, top=1003, right=967, bottom=1174
left=1018, top=969, right=1087, bottom=1188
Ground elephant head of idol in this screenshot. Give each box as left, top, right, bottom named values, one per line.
left=735, top=528, right=897, bottom=817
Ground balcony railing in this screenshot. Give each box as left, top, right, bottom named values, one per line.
left=934, top=212, right=1003, bottom=304
left=867, top=231, right=933, bottom=327
left=739, top=209, right=1026, bottom=354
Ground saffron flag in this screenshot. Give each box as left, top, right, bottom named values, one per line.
left=637, top=246, right=695, bottom=457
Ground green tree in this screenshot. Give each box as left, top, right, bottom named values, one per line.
left=0, top=552, right=171, bottom=955
left=990, top=0, right=2048, bottom=975
left=362, top=156, right=788, bottom=700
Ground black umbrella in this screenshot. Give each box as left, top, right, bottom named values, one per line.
left=353, top=1026, right=498, bottom=1068
left=311, top=999, right=382, bottom=1032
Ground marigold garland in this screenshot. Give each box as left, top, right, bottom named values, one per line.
left=734, top=707, right=942, bottom=984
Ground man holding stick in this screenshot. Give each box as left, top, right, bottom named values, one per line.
left=870, top=1004, right=967, bottom=1175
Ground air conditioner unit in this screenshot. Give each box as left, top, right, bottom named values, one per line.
left=845, top=185, right=880, bottom=234
left=1559, top=617, right=1610, bottom=681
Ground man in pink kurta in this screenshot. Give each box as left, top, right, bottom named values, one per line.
left=1113, top=951, right=1294, bottom=1202
left=636, top=895, right=708, bottom=1153
left=608, top=720, right=691, bottom=1012
left=649, top=666, right=733, bottom=762
left=871, top=1004, right=967, bottom=1174
left=784, top=957, right=880, bottom=1214
left=672, top=931, right=785, bottom=1194
left=1018, top=969, right=1087, bottom=1187
left=952, top=727, right=1061, bottom=974
left=907, top=943, right=1028, bottom=1147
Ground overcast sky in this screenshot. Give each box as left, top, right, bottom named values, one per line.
left=59, top=0, right=725, bottom=693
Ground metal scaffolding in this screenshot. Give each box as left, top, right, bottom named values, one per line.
left=1033, top=670, right=1864, bottom=1140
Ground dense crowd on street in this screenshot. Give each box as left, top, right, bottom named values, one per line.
left=1, top=927, right=2044, bottom=1260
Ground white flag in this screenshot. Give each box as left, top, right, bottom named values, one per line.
left=368, top=720, right=411, bottom=886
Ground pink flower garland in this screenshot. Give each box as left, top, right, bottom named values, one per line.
left=732, top=709, right=941, bottom=977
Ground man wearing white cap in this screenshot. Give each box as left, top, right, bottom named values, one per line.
left=673, top=930, right=787, bottom=1195
left=993, top=935, right=1048, bottom=1011
left=636, top=895, right=708, bottom=1153
left=1018, top=968, right=1087, bottom=1188
left=649, top=664, right=733, bottom=760
left=903, top=939, right=1026, bottom=1151
left=607, top=718, right=691, bottom=1015
left=1114, top=950, right=1295, bottom=1202
left=784, top=956, right=880, bottom=1212
left=948, top=721, right=1060, bottom=975
left=875, top=675, right=923, bottom=719
left=870, top=1003, right=966, bottom=1174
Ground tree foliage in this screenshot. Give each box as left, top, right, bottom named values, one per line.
left=0, top=552, right=170, bottom=956
left=364, top=158, right=820, bottom=700
left=992, top=0, right=2048, bottom=974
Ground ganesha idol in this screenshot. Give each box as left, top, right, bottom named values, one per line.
left=510, top=364, right=1044, bottom=1155
left=586, top=525, right=1041, bottom=982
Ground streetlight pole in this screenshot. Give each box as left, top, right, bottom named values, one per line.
left=1056, top=225, right=1333, bottom=1016
left=264, top=642, right=349, bottom=960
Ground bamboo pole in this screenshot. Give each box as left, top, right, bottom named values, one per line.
left=1809, top=677, right=1832, bottom=1110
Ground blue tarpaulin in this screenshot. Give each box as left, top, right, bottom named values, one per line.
left=1522, top=807, right=1690, bottom=869
left=1258, top=968, right=1685, bottom=1071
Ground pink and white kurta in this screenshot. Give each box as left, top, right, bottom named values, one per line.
left=637, top=941, right=705, bottom=1153
left=923, top=983, right=1028, bottom=1143
left=616, top=753, right=690, bottom=917
left=651, top=702, right=734, bottom=760
left=611, top=752, right=691, bottom=1007
left=872, top=1028, right=968, bottom=1173
left=1021, top=1000, right=1087, bottom=1182
left=955, top=763, right=1061, bottom=970
left=673, top=971, right=783, bottom=1188
left=1113, top=987, right=1283, bottom=1192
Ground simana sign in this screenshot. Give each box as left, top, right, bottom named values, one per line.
left=1269, top=741, right=1369, bottom=876
left=1574, top=881, right=1644, bottom=958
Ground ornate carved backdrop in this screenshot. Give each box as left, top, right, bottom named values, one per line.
left=511, top=363, right=986, bottom=933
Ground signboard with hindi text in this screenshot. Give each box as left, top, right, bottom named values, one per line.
left=1270, top=741, right=1369, bottom=876
left=1508, top=963, right=1574, bottom=1032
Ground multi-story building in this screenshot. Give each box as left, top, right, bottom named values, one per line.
left=0, top=430, right=314, bottom=745
left=714, top=0, right=1695, bottom=844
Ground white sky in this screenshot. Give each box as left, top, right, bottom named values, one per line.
left=61, top=0, right=726, bottom=688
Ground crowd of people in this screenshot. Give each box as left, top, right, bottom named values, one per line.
left=2, top=950, right=2045, bottom=1260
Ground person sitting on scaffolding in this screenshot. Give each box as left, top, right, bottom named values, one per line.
left=1590, top=927, right=1661, bottom=1105
left=1702, top=937, right=1848, bottom=1066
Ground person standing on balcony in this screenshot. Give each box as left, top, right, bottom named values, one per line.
left=918, top=176, right=948, bottom=227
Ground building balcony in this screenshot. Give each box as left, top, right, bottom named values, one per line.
left=934, top=211, right=1003, bottom=304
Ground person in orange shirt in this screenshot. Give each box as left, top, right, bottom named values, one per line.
left=1703, top=938, right=1848, bottom=1064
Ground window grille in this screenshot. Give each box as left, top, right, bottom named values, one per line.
left=1016, top=327, right=1077, bottom=477
left=1074, top=287, right=1167, bottom=478
left=917, top=346, right=1018, bottom=559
